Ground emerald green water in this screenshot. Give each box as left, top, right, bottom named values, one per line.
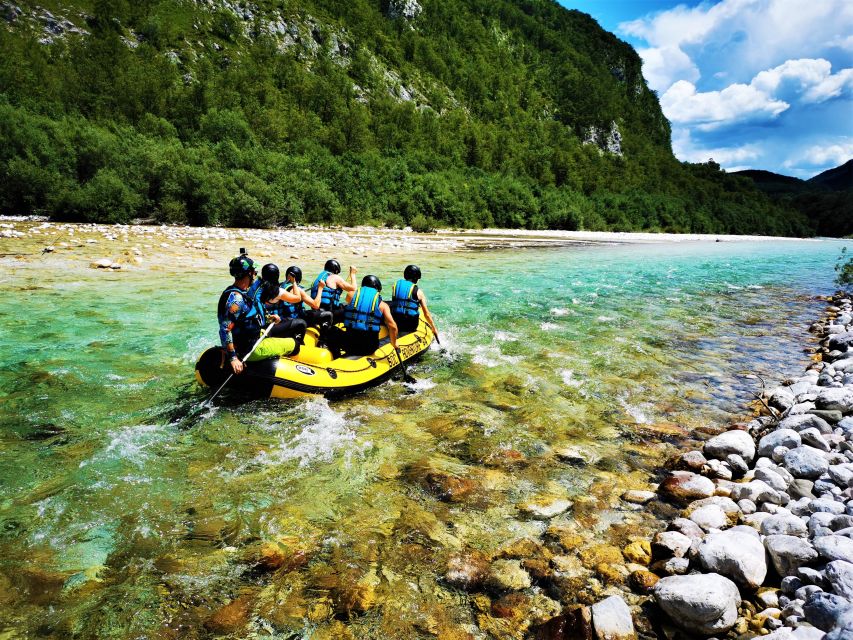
left=0, top=238, right=849, bottom=638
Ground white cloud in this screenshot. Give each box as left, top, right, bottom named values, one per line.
left=671, top=129, right=762, bottom=167
left=792, top=139, right=853, bottom=167
left=619, top=0, right=853, bottom=92
left=661, top=79, right=788, bottom=128
left=660, top=59, right=851, bottom=128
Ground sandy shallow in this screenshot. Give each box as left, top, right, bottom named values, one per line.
left=0, top=216, right=816, bottom=275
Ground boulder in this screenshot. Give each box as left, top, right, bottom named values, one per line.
left=816, top=387, right=853, bottom=413
left=800, top=427, right=831, bottom=452
left=653, top=573, right=741, bottom=635
left=689, top=504, right=729, bottom=531
left=658, top=471, right=715, bottom=504
left=761, top=514, right=809, bottom=537
left=652, top=531, right=692, bottom=559
left=783, top=447, right=830, bottom=479
left=825, top=560, right=853, bottom=599
left=755, top=467, right=791, bottom=492
left=825, top=609, right=853, bottom=640
left=814, top=535, right=853, bottom=563
left=765, top=535, right=819, bottom=575
left=704, top=429, right=756, bottom=462
left=779, top=414, right=833, bottom=435
left=802, top=591, right=853, bottom=631
left=590, top=595, right=635, bottom=640
left=697, top=529, right=767, bottom=588
left=731, top=479, right=781, bottom=504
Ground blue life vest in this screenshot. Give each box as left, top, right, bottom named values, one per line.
left=311, top=270, right=343, bottom=309
left=218, top=280, right=265, bottom=347
left=390, top=279, right=420, bottom=317
left=344, top=286, right=384, bottom=333
left=270, top=283, right=304, bottom=319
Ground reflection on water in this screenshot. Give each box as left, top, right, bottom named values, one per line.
left=0, top=239, right=847, bottom=637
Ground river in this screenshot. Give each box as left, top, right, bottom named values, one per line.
left=0, top=231, right=848, bottom=638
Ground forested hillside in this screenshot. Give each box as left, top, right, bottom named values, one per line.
left=733, top=161, right=852, bottom=237
left=0, top=0, right=811, bottom=234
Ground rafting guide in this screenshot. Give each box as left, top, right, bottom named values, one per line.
left=197, top=249, right=438, bottom=399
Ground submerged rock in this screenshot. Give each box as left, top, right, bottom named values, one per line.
left=445, top=550, right=490, bottom=591
left=205, top=593, right=255, bottom=635
left=654, top=573, right=741, bottom=635
left=519, top=498, right=573, bottom=520
left=486, top=559, right=532, bottom=592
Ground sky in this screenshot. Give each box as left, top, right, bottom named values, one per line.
left=557, top=0, right=853, bottom=178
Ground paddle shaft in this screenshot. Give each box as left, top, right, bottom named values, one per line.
left=395, top=347, right=415, bottom=383
left=205, top=322, right=275, bottom=406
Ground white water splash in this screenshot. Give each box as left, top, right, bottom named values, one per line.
left=559, top=369, right=583, bottom=388
left=471, top=345, right=523, bottom=367
left=80, top=424, right=165, bottom=469
left=596, top=316, right=615, bottom=322
left=256, top=399, right=362, bottom=468
left=404, top=378, right=437, bottom=392
left=550, top=307, right=569, bottom=316
left=493, top=330, right=518, bottom=342
left=540, top=322, right=559, bottom=331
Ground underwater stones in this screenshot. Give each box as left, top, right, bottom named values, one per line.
left=554, top=445, right=601, bottom=466
left=486, top=559, right=532, bottom=592
left=330, top=566, right=380, bottom=616
left=622, top=540, right=651, bottom=566
left=424, top=471, right=478, bottom=502
left=499, top=538, right=552, bottom=562
left=579, top=544, right=624, bottom=568
left=590, top=595, right=636, bottom=640
left=205, top=593, right=255, bottom=635
left=519, top=498, right=573, bottom=520
left=629, top=569, right=659, bottom=593
left=532, top=606, right=593, bottom=640
left=658, top=471, right=715, bottom=504
left=620, top=490, right=655, bottom=504
left=696, top=528, right=767, bottom=588
left=654, top=573, right=741, bottom=635
left=446, top=551, right=490, bottom=591
left=704, top=429, right=756, bottom=462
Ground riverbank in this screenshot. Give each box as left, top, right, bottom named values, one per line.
left=575, top=291, right=853, bottom=640
left=0, top=217, right=817, bottom=275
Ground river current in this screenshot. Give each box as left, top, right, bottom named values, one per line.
left=0, top=237, right=848, bottom=638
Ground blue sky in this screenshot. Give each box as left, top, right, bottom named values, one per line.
left=557, top=1, right=853, bottom=178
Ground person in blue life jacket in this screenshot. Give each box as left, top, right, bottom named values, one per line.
left=255, top=263, right=314, bottom=344
left=310, top=259, right=357, bottom=324
left=389, top=264, right=439, bottom=339
left=324, top=275, right=398, bottom=358
left=217, top=255, right=297, bottom=375
left=261, top=265, right=334, bottom=333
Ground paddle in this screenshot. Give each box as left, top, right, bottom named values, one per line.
left=204, top=322, right=275, bottom=407
left=395, top=347, right=416, bottom=384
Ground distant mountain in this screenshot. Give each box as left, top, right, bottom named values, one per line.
left=808, top=159, right=853, bottom=191
left=733, top=161, right=853, bottom=237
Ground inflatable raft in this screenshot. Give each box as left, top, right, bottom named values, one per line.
left=195, top=315, right=434, bottom=399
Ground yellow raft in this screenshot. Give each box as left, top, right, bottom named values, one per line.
left=195, top=314, right=434, bottom=399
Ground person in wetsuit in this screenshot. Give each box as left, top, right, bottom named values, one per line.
left=217, top=256, right=296, bottom=374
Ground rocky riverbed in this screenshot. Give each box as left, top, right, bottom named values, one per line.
left=555, top=292, right=853, bottom=640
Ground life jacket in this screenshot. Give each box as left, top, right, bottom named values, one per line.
left=218, top=281, right=265, bottom=350
left=311, top=270, right=343, bottom=309
left=270, top=283, right=304, bottom=319
left=390, top=279, right=420, bottom=318
left=343, top=286, right=384, bottom=333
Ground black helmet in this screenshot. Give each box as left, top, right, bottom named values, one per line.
left=229, top=255, right=256, bottom=278
left=324, top=259, right=341, bottom=274
left=261, top=263, right=280, bottom=285
left=361, top=275, right=381, bottom=291
left=404, top=264, right=421, bottom=282
left=285, top=265, right=302, bottom=284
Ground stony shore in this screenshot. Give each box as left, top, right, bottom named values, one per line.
left=0, top=217, right=812, bottom=276
left=551, top=292, right=853, bottom=640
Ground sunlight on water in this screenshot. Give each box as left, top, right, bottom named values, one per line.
left=0, top=238, right=849, bottom=637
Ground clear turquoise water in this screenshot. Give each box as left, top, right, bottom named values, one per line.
left=0, top=238, right=848, bottom=638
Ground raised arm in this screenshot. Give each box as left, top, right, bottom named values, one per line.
left=338, top=265, right=357, bottom=292
left=418, top=290, right=439, bottom=338
left=304, top=278, right=325, bottom=309
left=266, top=283, right=302, bottom=305
left=381, top=302, right=398, bottom=349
